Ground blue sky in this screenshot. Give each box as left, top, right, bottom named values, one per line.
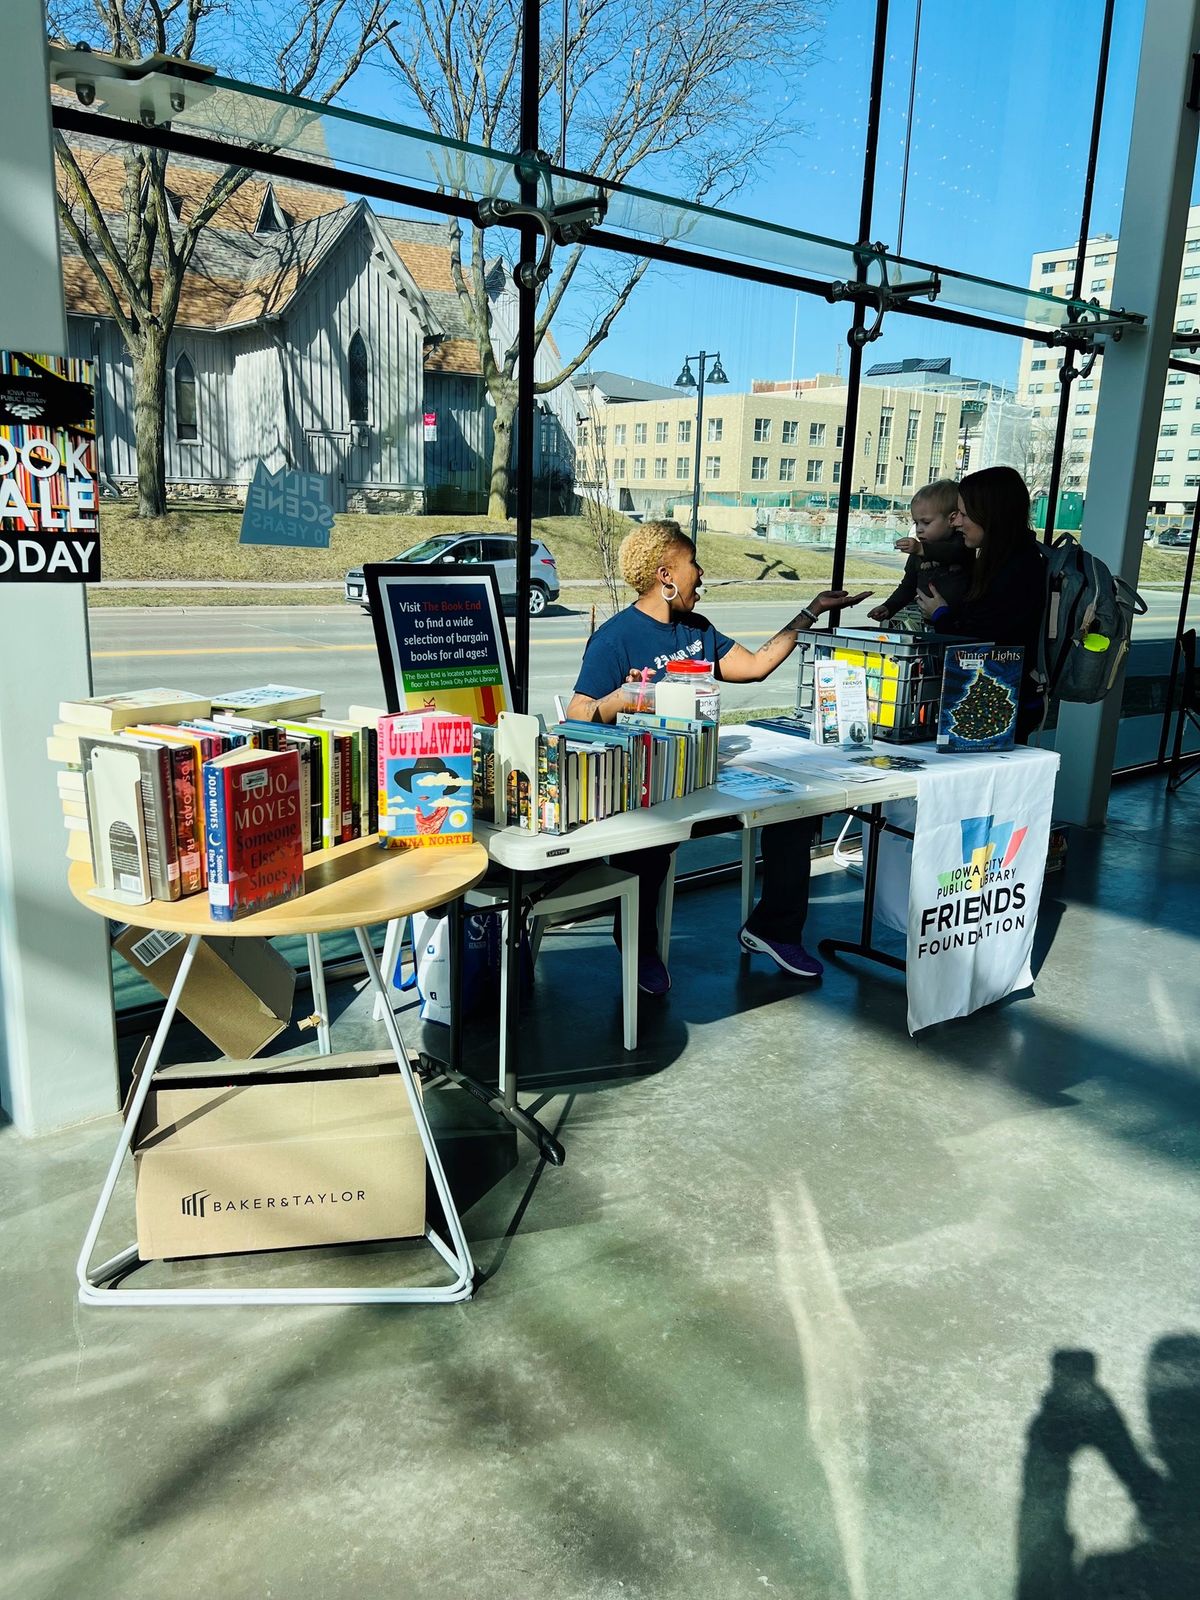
left=341, top=0, right=1148, bottom=395
left=580, top=0, right=1145, bottom=395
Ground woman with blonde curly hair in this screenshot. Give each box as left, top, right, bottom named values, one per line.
left=566, top=519, right=871, bottom=994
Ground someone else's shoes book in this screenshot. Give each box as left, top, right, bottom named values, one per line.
left=203, top=748, right=305, bottom=920
left=937, top=646, right=1024, bottom=752
left=378, top=712, right=473, bottom=848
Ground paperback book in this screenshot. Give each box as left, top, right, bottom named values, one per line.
left=60, top=688, right=210, bottom=732
left=378, top=712, right=474, bottom=848
left=209, top=684, right=323, bottom=720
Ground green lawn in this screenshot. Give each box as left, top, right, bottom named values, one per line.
left=95, top=501, right=1188, bottom=599
left=97, top=502, right=887, bottom=593
left=1137, top=544, right=1194, bottom=583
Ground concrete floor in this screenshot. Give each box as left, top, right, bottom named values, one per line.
left=3, top=775, right=1199, bottom=1600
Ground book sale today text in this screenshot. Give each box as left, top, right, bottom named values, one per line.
left=0, top=352, right=101, bottom=582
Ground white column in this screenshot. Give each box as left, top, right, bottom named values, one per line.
left=1054, top=0, right=1200, bottom=824
left=0, top=0, right=118, bottom=1132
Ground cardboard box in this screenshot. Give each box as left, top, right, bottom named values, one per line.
left=114, top=926, right=296, bottom=1058
left=133, top=1050, right=426, bottom=1259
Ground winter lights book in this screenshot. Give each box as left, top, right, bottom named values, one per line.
left=378, top=712, right=473, bottom=848
left=203, top=747, right=305, bottom=920
left=937, top=646, right=1023, bottom=752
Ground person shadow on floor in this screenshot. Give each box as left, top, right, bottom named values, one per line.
left=1015, top=1335, right=1200, bottom=1599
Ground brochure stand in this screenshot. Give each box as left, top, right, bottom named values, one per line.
left=69, top=837, right=488, bottom=1308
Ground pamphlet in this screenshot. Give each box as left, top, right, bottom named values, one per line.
left=815, top=662, right=872, bottom=749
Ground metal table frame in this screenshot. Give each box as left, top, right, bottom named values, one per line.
left=74, top=845, right=487, bottom=1308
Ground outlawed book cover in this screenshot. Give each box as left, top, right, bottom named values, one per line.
left=378, top=712, right=473, bottom=848
left=937, top=646, right=1023, bottom=751
left=203, top=748, right=305, bottom=920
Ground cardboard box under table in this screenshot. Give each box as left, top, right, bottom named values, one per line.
left=134, top=1050, right=425, bottom=1260
left=113, top=925, right=295, bottom=1059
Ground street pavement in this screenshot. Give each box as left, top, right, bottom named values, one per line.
left=88, top=589, right=1200, bottom=725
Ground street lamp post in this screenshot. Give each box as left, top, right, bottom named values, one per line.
left=674, top=350, right=729, bottom=548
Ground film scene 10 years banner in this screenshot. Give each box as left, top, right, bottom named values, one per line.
left=0, top=351, right=100, bottom=582
left=905, top=749, right=1059, bottom=1034
left=364, top=561, right=514, bottom=723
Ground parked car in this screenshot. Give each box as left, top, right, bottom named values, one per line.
left=1157, top=527, right=1191, bottom=548
left=345, top=533, right=560, bottom=615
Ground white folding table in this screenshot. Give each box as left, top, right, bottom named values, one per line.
left=440, top=728, right=921, bottom=1162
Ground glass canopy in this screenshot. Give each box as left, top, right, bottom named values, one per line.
left=49, top=56, right=1146, bottom=337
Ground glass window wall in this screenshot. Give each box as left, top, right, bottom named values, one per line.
left=47, top=0, right=1200, bottom=1014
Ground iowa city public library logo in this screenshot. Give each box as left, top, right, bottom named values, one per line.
left=916, top=813, right=1030, bottom=958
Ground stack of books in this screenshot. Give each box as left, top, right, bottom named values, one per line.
left=473, top=710, right=718, bottom=836
left=46, top=685, right=388, bottom=917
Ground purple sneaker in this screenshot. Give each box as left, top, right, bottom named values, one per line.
left=636, top=952, right=672, bottom=995
left=739, top=926, right=824, bottom=979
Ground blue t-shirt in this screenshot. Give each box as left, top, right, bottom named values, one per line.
left=573, top=605, right=735, bottom=699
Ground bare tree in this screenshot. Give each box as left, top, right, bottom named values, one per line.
left=574, top=391, right=624, bottom=616
left=1019, top=412, right=1085, bottom=503
left=48, top=1, right=392, bottom=518
left=384, top=0, right=829, bottom=518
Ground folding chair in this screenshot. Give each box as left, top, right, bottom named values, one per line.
left=1167, top=629, right=1200, bottom=793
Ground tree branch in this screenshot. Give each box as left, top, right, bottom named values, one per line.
left=54, top=132, right=149, bottom=316
left=56, top=198, right=141, bottom=347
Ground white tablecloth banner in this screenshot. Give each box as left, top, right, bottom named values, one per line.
left=905, top=750, right=1059, bottom=1033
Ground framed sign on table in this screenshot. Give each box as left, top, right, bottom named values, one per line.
left=365, top=562, right=515, bottom=725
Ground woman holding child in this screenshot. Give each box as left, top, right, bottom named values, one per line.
left=914, top=465, right=1047, bottom=740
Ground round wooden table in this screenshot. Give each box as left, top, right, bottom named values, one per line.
left=73, top=838, right=488, bottom=1310
left=69, top=835, right=488, bottom=935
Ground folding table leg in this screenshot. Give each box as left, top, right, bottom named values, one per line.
left=428, top=872, right=565, bottom=1165
left=819, top=804, right=907, bottom=974
left=740, top=827, right=757, bottom=927
left=658, top=855, right=676, bottom=962
left=619, top=880, right=638, bottom=1051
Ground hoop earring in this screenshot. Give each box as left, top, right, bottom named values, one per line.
left=661, top=581, right=679, bottom=602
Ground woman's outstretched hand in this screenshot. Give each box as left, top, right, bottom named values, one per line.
left=807, top=589, right=873, bottom=618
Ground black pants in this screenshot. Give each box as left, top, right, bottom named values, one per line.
left=612, top=815, right=818, bottom=952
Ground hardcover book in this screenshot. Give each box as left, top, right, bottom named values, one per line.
left=203, top=747, right=305, bottom=920
left=80, top=734, right=180, bottom=901
left=278, top=721, right=339, bottom=848
left=378, top=712, right=474, bottom=848
left=126, top=725, right=207, bottom=893
left=937, top=646, right=1023, bottom=752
